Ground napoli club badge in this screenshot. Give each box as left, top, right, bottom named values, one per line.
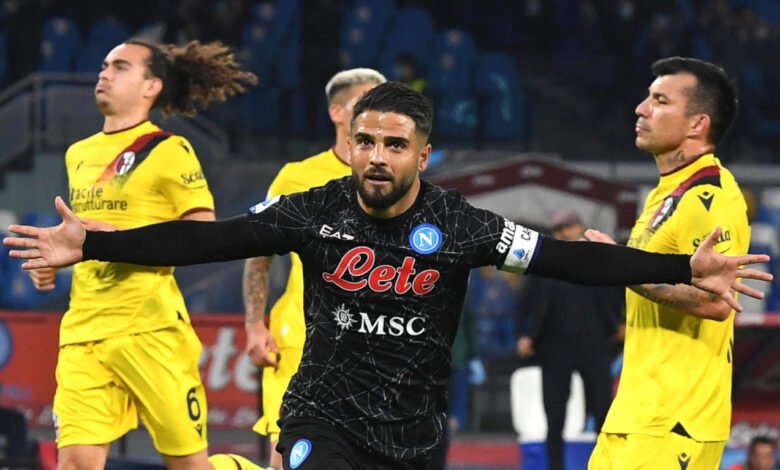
left=289, top=438, right=312, bottom=469
left=409, top=224, right=443, bottom=254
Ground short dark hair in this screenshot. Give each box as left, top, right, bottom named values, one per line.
left=749, top=435, right=777, bottom=453
left=351, top=81, right=433, bottom=140
left=651, top=57, right=738, bottom=145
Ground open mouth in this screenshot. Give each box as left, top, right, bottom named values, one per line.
left=365, top=173, right=392, bottom=182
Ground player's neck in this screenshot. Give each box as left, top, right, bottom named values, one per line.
left=333, top=132, right=350, bottom=165
left=654, top=143, right=714, bottom=176
left=102, top=110, right=151, bottom=134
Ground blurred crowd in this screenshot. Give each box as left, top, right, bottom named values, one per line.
left=1, top=0, right=779, bottom=149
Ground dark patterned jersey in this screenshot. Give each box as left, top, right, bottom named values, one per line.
left=245, top=176, right=540, bottom=460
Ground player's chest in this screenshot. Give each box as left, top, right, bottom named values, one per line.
left=307, top=219, right=464, bottom=296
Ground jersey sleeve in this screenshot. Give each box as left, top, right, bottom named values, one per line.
left=154, top=136, right=215, bottom=217
left=245, top=190, right=315, bottom=256
left=675, top=185, right=742, bottom=255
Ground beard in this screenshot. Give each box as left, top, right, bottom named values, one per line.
left=354, top=169, right=415, bottom=210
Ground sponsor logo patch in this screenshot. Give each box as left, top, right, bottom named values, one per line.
left=249, top=195, right=280, bottom=214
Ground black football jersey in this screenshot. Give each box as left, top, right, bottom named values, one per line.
left=245, top=176, right=540, bottom=460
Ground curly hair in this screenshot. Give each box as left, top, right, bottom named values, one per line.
left=125, top=39, right=258, bottom=116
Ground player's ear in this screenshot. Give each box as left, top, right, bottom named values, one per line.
left=418, top=143, right=431, bottom=172
left=144, top=77, right=163, bottom=100
left=689, top=113, right=710, bottom=139
left=328, top=102, right=344, bottom=126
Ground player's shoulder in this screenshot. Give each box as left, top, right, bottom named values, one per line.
left=422, top=179, right=470, bottom=208
left=67, top=130, right=104, bottom=151
left=150, top=132, right=195, bottom=157
left=305, top=175, right=351, bottom=200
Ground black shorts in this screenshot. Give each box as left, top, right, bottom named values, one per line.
left=277, top=418, right=431, bottom=470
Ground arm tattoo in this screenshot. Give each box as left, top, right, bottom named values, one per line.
left=243, top=256, right=272, bottom=324
left=631, top=283, right=720, bottom=311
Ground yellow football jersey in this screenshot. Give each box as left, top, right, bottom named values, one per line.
left=602, top=154, right=750, bottom=441
left=61, top=121, right=214, bottom=345
left=266, top=148, right=350, bottom=349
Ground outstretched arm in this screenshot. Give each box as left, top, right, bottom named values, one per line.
left=527, top=227, right=771, bottom=312
left=4, top=196, right=262, bottom=268
left=585, top=229, right=732, bottom=320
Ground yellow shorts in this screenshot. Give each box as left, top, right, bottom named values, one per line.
left=53, top=320, right=208, bottom=456
left=252, top=346, right=303, bottom=441
left=588, top=432, right=725, bottom=470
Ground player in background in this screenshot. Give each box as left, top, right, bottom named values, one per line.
left=586, top=57, right=750, bottom=469
left=243, top=68, right=385, bottom=470
left=25, top=39, right=258, bottom=470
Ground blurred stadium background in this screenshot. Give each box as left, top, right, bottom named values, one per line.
left=0, top=0, right=779, bottom=469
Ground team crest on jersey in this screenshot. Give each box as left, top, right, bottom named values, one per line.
left=409, top=224, right=442, bottom=254
left=249, top=195, right=280, bottom=214
left=289, top=439, right=312, bottom=469
left=115, top=151, right=136, bottom=176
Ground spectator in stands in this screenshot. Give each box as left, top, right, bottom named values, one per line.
left=515, top=209, right=624, bottom=470
left=24, top=39, right=259, bottom=470
left=394, top=52, right=427, bottom=95
left=728, top=436, right=779, bottom=470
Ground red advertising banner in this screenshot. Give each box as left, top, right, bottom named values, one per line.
left=0, top=311, right=259, bottom=429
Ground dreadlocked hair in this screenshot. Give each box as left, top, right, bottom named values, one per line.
left=125, top=39, right=258, bottom=116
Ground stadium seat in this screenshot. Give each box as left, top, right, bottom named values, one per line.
left=350, top=0, right=396, bottom=28
left=434, top=92, right=478, bottom=141
left=242, top=88, right=280, bottom=133
left=240, top=24, right=277, bottom=80
left=273, top=43, right=301, bottom=90
left=475, top=52, right=522, bottom=96
left=339, top=0, right=396, bottom=68
left=39, top=17, right=81, bottom=72
left=746, top=0, right=780, bottom=27
left=87, top=17, right=130, bottom=49
left=376, top=8, right=434, bottom=78
left=482, top=92, right=527, bottom=141
left=427, top=30, right=477, bottom=94
left=75, top=44, right=110, bottom=73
